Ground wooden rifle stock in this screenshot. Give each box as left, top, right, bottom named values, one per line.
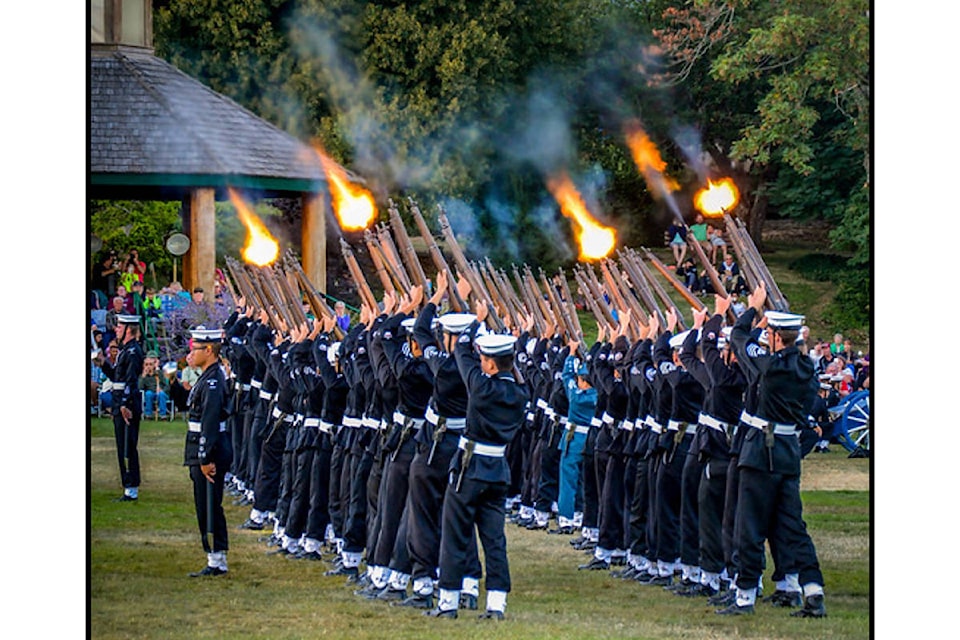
left=283, top=251, right=345, bottom=340
left=340, top=238, right=379, bottom=313
left=408, top=198, right=466, bottom=312
left=642, top=247, right=706, bottom=313
left=388, top=199, right=428, bottom=289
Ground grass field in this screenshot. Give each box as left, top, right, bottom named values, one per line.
left=90, top=416, right=870, bottom=640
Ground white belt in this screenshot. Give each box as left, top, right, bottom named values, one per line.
left=379, top=419, right=389, bottom=431
left=304, top=417, right=321, bottom=428
left=645, top=416, right=662, bottom=433
left=342, top=416, right=363, bottom=428
left=251, top=379, right=262, bottom=389
left=393, top=411, right=425, bottom=428
left=559, top=417, right=569, bottom=427
left=621, top=420, right=635, bottom=432
left=188, top=421, right=226, bottom=433
left=272, top=407, right=283, bottom=418
left=526, top=412, right=535, bottom=422
left=425, top=406, right=467, bottom=430
left=362, top=416, right=380, bottom=429
left=259, top=389, right=273, bottom=400
left=544, top=407, right=556, bottom=419
left=458, top=436, right=506, bottom=457
left=536, top=398, right=548, bottom=410
left=566, top=423, right=590, bottom=435
left=319, top=420, right=334, bottom=434
left=590, top=417, right=602, bottom=428
left=601, top=412, right=615, bottom=426
left=698, top=412, right=729, bottom=433
left=241, top=383, right=251, bottom=391
left=295, top=413, right=304, bottom=424
left=667, top=419, right=698, bottom=435
left=740, top=411, right=797, bottom=435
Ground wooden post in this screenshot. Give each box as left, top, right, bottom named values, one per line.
left=183, top=188, right=216, bottom=295
left=302, top=191, right=326, bottom=296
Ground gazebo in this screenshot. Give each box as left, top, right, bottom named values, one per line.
left=90, top=0, right=329, bottom=296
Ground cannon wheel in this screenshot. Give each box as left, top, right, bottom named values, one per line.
left=835, top=390, right=869, bottom=453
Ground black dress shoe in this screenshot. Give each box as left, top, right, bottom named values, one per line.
left=708, top=589, right=736, bottom=607
left=569, top=536, right=586, bottom=547
left=578, top=557, right=610, bottom=571
left=790, top=594, right=826, bottom=618
left=423, top=608, right=458, bottom=619
left=638, top=574, right=672, bottom=587
left=189, top=565, right=227, bottom=577
left=764, top=589, right=803, bottom=608
left=392, top=593, right=434, bottom=609
left=345, top=571, right=367, bottom=585
left=289, top=550, right=324, bottom=561
left=354, top=583, right=384, bottom=599
left=609, top=556, right=626, bottom=566
left=478, top=610, right=504, bottom=620
left=376, top=587, right=407, bottom=602
left=548, top=525, right=575, bottom=535
left=525, top=521, right=548, bottom=531
left=238, top=518, right=265, bottom=531
left=514, top=517, right=534, bottom=528
left=715, top=603, right=754, bottom=615
left=115, top=494, right=138, bottom=502
left=674, top=583, right=717, bottom=598
left=459, top=593, right=478, bottom=610
left=324, top=565, right=359, bottom=578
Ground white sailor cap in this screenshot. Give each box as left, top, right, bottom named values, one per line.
left=758, top=330, right=770, bottom=346
left=401, top=318, right=416, bottom=331
left=718, top=327, right=732, bottom=347
left=476, top=333, right=517, bottom=356
left=438, top=313, right=476, bottom=334
left=830, top=374, right=843, bottom=382
left=820, top=382, right=832, bottom=390
left=117, top=314, right=141, bottom=325
left=327, top=341, right=341, bottom=365
left=669, top=330, right=699, bottom=349
left=190, top=326, right=223, bottom=343
left=765, top=311, right=805, bottom=329
left=162, top=361, right=179, bottom=375
left=819, top=373, right=832, bottom=380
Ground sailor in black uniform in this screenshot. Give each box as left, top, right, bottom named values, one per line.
left=426, top=304, right=527, bottom=620
left=184, top=326, right=233, bottom=576
left=718, top=283, right=826, bottom=618
left=99, top=313, right=145, bottom=502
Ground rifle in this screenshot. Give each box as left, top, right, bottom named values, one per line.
left=272, top=264, right=309, bottom=327
left=641, top=247, right=706, bottom=313
left=340, top=238, right=380, bottom=313
left=512, top=265, right=545, bottom=336
left=388, top=199, right=428, bottom=290
left=726, top=214, right=787, bottom=311
left=598, top=259, right=640, bottom=340
left=605, top=258, right=650, bottom=332
left=376, top=223, right=413, bottom=292
left=540, top=268, right=585, bottom=358
left=363, top=229, right=397, bottom=296
left=256, top=266, right=296, bottom=331
left=616, top=249, right=663, bottom=327
left=283, top=251, right=344, bottom=340
left=438, top=206, right=505, bottom=332
left=556, top=268, right=585, bottom=336
left=575, top=264, right=619, bottom=330
left=408, top=197, right=466, bottom=312
left=573, top=268, right=612, bottom=337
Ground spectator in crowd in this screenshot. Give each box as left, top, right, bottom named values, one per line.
left=94, top=250, right=120, bottom=304
left=719, top=254, right=746, bottom=295
left=667, top=222, right=687, bottom=265
left=729, top=291, right=747, bottom=317
left=124, top=249, right=147, bottom=284
left=334, top=300, right=350, bottom=332
left=192, top=287, right=206, bottom=305
left=98, top=341, right=121, bottom=416
left=708, top=225, right=728, bottom=264
left=689, top=214, right=711, bottom=257
left=180, top=353, right=203, bottom=392
left=676, top=259, right=698, bottom=291
left=91, top=350, right=107, bottom=414
left=829, top=333, right=845, bottom=357
left=139, top=351, right=171, bottom=419
left=105, top=295, right=126, bottom=334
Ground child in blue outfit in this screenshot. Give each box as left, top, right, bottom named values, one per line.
left=555, top=341, right=598, bottom=534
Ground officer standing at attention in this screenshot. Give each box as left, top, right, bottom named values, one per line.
left=185, top=326, right=234, bottom=577
left=426, top=302, right=527, bottom=620
left=718, top=283, right=826, bottom=618
left=98, top=313, right=145, bottom=502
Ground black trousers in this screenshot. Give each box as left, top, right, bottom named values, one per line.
left=283, top=443, right=315, bottom=541
left=246, top=400, right=268, bottom=493
left=189, top=441, right=232, bottom=554
left=253, top=417, right=287, bottom=513
left=274, top=425, right=298, bottom=527
left=598, top=451, right=626, bottom=551
left=646, top=454, right=661, bottom=559
left=305, top=441, right=332, bottom=541
left=113, top=410, right=141, bottom=490
left=735, top=467, right=823, bottom=590
left=328, top=435, right=347, bottom=538
left=406, top=436, right=461, bottom=581
left=698, top=458, right=728, bottom=575
left=622, top=454, right=637, bottom=552
left=343, top=435, right=375, bottom=553
left=534, top=433, right=561, bottom=514
left=370, top=436, right=416, bottom=567
left=627, top=455, right=650, bottom=558
left=581, top=430, right=599, bottom=527
left=654, top=434, right=691, bottom=562
left=229, top=390, right=246, bottom=479
left=722, top=456, right=740, bottom=572
left=437, top=475, right=510, bottom=593
left=522, top=437, right=543, bottom=508
left=365, top=443, right=387, bottom=555
left=679, top=451, right=703, bottom=566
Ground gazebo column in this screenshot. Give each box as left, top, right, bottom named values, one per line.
left=301, top=191, right=326, bottom=294
left=182, top=187, right=216, bottom=296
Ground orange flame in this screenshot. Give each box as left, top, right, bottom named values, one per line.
left=313, top=148, right=377, bottom=231
left=694, top=178, right=739, bottom=217
left=228, top=187, right=279, bottom=266
left=623, top=121, right=680, bottom=198
left=546, top=173, right=616, bottom=261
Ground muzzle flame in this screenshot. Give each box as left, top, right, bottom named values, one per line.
left=547, top=173, right=616, bottom=261
left=623, top=121, right=680, bottom=198
left=694, top=178, right=739, bottom=217
left=228, top=187, right=279, bottom=266
left=314, top=148, right=376, bottom=231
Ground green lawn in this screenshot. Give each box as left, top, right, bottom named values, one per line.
left=90, top=417, right=870, bottom=639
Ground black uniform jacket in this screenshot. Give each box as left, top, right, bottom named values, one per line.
left=184, top=364, right=231, bottom=467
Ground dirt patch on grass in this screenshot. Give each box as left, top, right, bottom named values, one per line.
left=801, top=452, right=870, bottom=491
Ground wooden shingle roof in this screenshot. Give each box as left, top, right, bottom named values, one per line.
left=90, top=48, right=325, bottom=199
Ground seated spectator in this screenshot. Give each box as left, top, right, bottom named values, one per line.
left=115, top=284, right=135, bottom=314
left=676, top=258, right=698, bottom=291
left=191, top=287, right=205, bottom=305
left=708, top=225, right=728, bottom=264
left=729, top=291, right=747, bottom=317
left=335, top=300, right=351, bottom=332
left=98, top=341, right=121, bottom=416
left=138, top=351, right=171, bottom=419
left=179, top=354, right=203, bottom=392
left=105, top=295, right=126, bottom=335
left=667, top=222, right=687, bottom=265
left=91, top=350, right=107, bottom=415
left=719, top=254, right=746, bottom=294
left=829, top=333, right=845, bottom=357
left=689, top=214, right=711, bottom=257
